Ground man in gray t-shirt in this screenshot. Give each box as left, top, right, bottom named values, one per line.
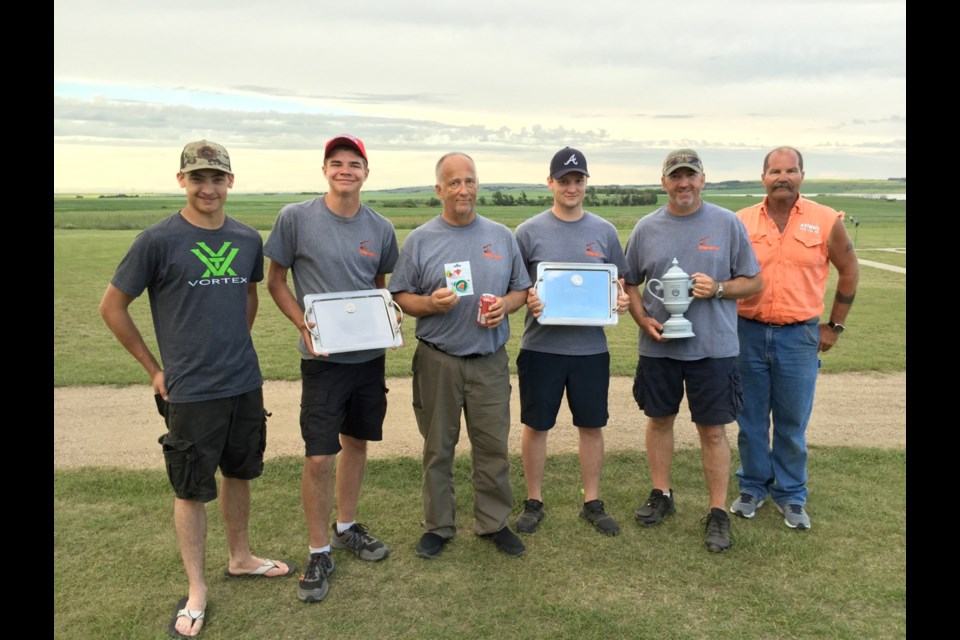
left=265, top=135, right=398, bottom=603
left=623, top=148, right=762, bottom=554
left=101, top=141, right=295, bottom=637
left=389, top=152, right=531, bottom=560
left=512, top=147, right=629, bottom=538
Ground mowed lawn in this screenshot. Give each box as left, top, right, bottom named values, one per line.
left=54, top=193, right=906, bottom=639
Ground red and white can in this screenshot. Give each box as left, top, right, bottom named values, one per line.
left=477, top=293, right=496, bottom=326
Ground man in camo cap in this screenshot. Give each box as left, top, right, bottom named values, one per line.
left=100, top=140, right=296, bottom=638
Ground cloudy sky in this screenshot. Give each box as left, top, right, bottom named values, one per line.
left=54, top=0, right=906, bottom=194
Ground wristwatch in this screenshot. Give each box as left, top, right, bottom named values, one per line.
left=828, top=321, right=845, bottom=334
left=714, top=282, right=724, bottom=299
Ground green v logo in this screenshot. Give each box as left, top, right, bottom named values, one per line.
left=191, top=242, right=239, bottom=277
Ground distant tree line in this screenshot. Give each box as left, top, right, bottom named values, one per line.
left=372, top=187, right=657, bottom=208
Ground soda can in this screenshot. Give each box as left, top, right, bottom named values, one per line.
left=477, top=293, right=496, bottom=326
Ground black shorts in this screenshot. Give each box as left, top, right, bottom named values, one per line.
left=156, top=387, right=267, bottom=503
left=632, top=356, right=743, bottom=426
left=517, top=349, right=610, bottom=430
left=300, top=356, right=388, bottom=456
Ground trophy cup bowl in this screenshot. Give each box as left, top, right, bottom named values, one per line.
left=646, top=258, right=696, bottom=339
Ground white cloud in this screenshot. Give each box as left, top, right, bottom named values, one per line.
left=54, top=0, right=906, bottom=192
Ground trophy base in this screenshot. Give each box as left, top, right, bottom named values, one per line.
left=660, top=317, right=695, bottom=339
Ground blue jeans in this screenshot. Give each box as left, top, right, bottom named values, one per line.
left=735, top=317, right=821, bottom=506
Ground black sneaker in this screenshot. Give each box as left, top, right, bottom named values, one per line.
left=415, top=532, right=449, bottom=559
left=635, top=488, right=676, bottom=526
left=703, top=507, right=732, bottom=553
left=515, top=499, right=545, bottom=534
left=331, top=523, right=390, bottom=561
left=579, top=499, right=621, bottom=536
left=482, top=526, right=526, bottom=557
left=298, top=551, right=335, bottom=603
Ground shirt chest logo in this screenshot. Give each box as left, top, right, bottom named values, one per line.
left=482, top=243, right=503, bottom=259
left=191, top=242, right=239, bottom=276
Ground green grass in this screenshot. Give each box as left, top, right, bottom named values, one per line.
left=54, top=191, right=906, bottom=638
left=54, top=448, right=906, bottom=640
left=52, top=194, right=906, bottom=386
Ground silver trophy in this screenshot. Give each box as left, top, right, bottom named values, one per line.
left=646, top=258, right=696, bottom=339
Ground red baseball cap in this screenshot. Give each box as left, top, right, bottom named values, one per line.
left=324, top=134, right=368, bottom=161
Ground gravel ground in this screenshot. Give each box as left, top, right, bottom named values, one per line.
left=54, top=372, right=905, bottom=469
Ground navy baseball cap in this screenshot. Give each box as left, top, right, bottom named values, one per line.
left=549, top=147, right=589, bottom=179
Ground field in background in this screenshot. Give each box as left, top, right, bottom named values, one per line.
left=53, top=192, right=906, bottom=386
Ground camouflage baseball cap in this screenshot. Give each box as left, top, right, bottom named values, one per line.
left=662, top=148, right=703, bottom=176
left=180, top=140, right=233, bottom=174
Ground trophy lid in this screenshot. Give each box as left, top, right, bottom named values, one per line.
left=661, top=258, right=690, bottom=282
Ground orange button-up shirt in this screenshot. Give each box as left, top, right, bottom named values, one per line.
left=736, top=196, right=842, bottom=325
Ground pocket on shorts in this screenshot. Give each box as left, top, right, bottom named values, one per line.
left=260, top=408, right=270, bottom=456
left=160, top=433, right=197, bottom=498
left=632, top=360, right=645, bottom=409
left=380, top=384, right=389, bottom=419
left=154, top=393, right=167, bottom=418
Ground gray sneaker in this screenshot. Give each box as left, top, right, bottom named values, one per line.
left=635, top=488, right=676, bottom=526
left=776, top=503, right=811, bottom=530
left=298, top=551, right=336, bottom=603
left=331, top=523, right=390, bottom=561
left=515, top=499, right=545, bottom=534
left=730, top=493, right=765, bottom=519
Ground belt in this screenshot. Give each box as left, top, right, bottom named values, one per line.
left=742, top=316, right=817, bottom=328
left=417, top=338, right=485, bottom=359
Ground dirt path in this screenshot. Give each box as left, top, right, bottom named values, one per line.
left=54, top=372, right=905, bottom=469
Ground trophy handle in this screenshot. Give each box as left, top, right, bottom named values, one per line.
left=646, top=278, right=664, bottom=302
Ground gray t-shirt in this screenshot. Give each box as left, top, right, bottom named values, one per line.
left=264, top=197, right=399, bottom=363
left=624, top=201, right=760, bottom=360
left=388, top=214, right=532, bottom=357
left=515, top=209, right=628, bottom=356
left=110, top=212, right=264, bottom=403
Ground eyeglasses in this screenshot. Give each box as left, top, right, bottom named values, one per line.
left=664, top=154, right=702, bottom=169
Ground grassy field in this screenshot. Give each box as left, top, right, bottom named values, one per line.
left=53, top=192, right=906, bottom=639
left=53, top=194, right=906, bottom=387
left=54, top=448, right=906, bottom=640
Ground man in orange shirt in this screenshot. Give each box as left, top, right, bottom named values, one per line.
left=731, top=146, right=859, bottom=530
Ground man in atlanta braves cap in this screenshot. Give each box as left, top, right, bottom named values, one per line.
left=513, top=147, right=629, bottom=538
left=264, top=134, right=399, bottom=602
left=549, top=146, right=590, bottom=180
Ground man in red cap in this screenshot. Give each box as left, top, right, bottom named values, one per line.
left=265, top=134, right=399, bottom=603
